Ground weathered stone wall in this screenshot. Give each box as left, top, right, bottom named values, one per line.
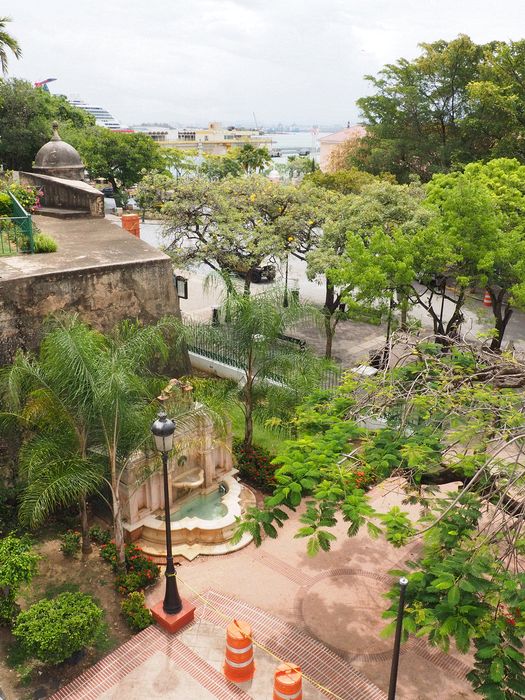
left=0, top=258, right=190, bottom=373
left=20, top=172, right=104, bottom=217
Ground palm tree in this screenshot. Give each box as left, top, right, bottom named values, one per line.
left=1, top=318, right=105, bottom=553
left=182, top=290, right=330, bottom=449
left=0, top=315, right=183, bottom=567
left=0, top=17, right=21, bottom=74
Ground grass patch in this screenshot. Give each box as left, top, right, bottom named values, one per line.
left=229, top=405, right=287, bottom=455
left=42, top=582, right=80, bottom=599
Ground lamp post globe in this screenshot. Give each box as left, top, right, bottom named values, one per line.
left=150, top=410, right=182, bottom=615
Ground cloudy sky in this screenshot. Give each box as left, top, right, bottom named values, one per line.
left=4, top=0, right=525, bottom=128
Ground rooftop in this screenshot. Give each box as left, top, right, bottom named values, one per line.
left=319, top=125, right=366, bottom=144
left=0, top=215, right=169, bottom=282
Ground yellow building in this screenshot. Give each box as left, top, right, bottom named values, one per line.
left=152, top=122, right=272, bottom=154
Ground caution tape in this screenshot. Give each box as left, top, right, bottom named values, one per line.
left=177, top=575, right=347, bottom=700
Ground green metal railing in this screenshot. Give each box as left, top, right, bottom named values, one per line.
left=0, top=192, right=34, bottom=256
left=186, top=321, right=343, bottom=389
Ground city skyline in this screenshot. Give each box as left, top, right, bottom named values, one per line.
left=4, top=0, right=525, bottom=126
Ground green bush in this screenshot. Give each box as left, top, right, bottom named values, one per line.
left=59, top=530, right=81, bottom=557
left=0, top=192, right=12, bottom=216
left=233, top=439, right=277, bottom=491
left=100, top=542, right=160, bottom=594
left=0, top=534, right=39, bottom=624
left=121, top=592, right=153, bottom=632
left=13, top=592, right=103, bottom=665
left=7, top=184, right=39, bottom=212
left=33, top=233, right=57, bottom=253
left=89, top=524, right=111, bottom=545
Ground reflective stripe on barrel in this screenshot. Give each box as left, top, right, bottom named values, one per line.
left=273, top=662, right=302, bottom=700
left=224, top=619, right=255, bottom=683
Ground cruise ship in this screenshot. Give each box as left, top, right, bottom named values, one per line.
left=67, top=97, right=129, bottom=131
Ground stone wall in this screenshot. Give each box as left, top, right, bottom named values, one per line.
left=0, top=258, right=190, bottom=374
left=20, top=171, right=104, bottom=217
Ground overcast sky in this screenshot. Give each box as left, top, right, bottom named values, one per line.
left=4, top=0, right=525, bottom=128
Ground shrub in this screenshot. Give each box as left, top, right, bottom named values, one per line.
left=7, top=184, right=39, bottom=212
left=59, top=530, right=81, bottom=557
left=234, top=439, right=277, bottom=491
left=0, top=192, right=12, bottom=216
left=33, top=233, right=57, bottom=253
left=13, top=592, right=103, bottom=665
left=121, top=592, right=153, bottom=632
left=0, top=535, right=39, bottom=624
left=100, top=543, right=160, bottom=593
left=89, top=525, right=111, bottom=545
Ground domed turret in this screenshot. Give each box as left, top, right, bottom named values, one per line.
left=33, top=122, right=85, bottom=180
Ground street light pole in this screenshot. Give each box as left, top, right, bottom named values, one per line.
left=387, top=577, right=408, bottom=700
left=283, top=253, right=289, bottom=307
left=151, top=411, right=182, bottom=616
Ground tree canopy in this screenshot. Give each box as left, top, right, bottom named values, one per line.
left=0, top=78, right=94, bottom=171
left=354, top=36, right=525, bottom=182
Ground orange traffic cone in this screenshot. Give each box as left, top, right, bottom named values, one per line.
left=483, top=290, right=492, bottom=307
left=273, top=662, right=302, bottom=700
left=223, top=620, right=255, bottom=683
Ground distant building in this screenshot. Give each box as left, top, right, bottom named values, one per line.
left=148, top=122, right=272, bottom=154
left=319, top=125, right=366, bottom=172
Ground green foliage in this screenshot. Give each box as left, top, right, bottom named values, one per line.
left=0, top=191, right=11, bottom=215
left=7, top=183, right=40, bottom=212
left=13, top=592, right=103, bottom=665
left=0, top=484, right=21, bottom=535
left=135, top=170, right=175, bottom=215
left=100, top=542, right=160, bottom=594
left=59, top=530, right=81, bottom=557
left=64, top=125, right=165, bottom=189
left=33, top=233, right=57, bottom=253
left=89, top=524, right=111, bottom=545
left=233, top=439, right=277, bottom=490
left=0, top=534, right=39, bottom=624
left=120, top=591, right=153, bottom=632
left=304, top=168, right=380, bottom=194
left=0, top=17, right=21, bottom=74
left=0, top=78, right=94, bottom=171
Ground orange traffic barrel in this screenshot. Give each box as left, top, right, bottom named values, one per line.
left=223, top=619, right=255, bottom=683
left=273, top=662, right=302, bottom=700
left=122, top=213, right=140, bottom=238
left=483, top=290, right=492, bottom=307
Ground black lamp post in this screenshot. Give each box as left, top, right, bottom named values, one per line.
left=283, top=236, right=295, bottom=308
left=387, top=576, right=408, bottom=700
left=151, top=411, right=182, bottom=615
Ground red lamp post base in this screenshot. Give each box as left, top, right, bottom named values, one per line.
left=150, top=598, right=196, bottom=634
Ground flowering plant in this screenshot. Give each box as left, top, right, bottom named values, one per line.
left=100, top=542, right=160, bottom=593
left=234, top=439, right=277, bottom=491
left=60, top=530, right=81, bottom=557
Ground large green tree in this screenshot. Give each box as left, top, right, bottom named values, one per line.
left=162, top=175, right=307, bottom=293
left=425, top=158, right=525, bottom=349
left=355, top=36, right=488, bottom=181
left=66, top=126, right=165, bottom=190
left=235, top=340, right=525, bottom=697
left=0, top=79, right=94, bottom=170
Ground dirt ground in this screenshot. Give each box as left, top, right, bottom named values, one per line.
left=0, top=537, right=132, bottom=700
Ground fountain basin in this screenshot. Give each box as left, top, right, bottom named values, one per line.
left=171, top=468, right=204, bottom=489
left=138, top=475, right=254, bottom=553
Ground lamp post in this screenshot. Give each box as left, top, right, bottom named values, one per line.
left=387, top=577, right=408, bottom=700
left=151, top=411, right=182, bottom=615
left=283, top=236, right=295, bottom=308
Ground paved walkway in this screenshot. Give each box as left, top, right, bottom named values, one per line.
left=51, top=479, right=475, bottom=700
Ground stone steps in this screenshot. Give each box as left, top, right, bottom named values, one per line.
left=36, top=207, right=92, bottom=219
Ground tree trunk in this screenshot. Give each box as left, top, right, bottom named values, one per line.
left=489, top=288, right=513, bottom=351
left=111, top=488, right=126, bottom=571
left=323, top=279, right=339, bottom=360
left=243, top=383, right=254, bottom=450
left=399, top=295, right=409, bottom=330
left=324, top=315, right=334, bottom=360
left=79, top=496, right=92, bottom=554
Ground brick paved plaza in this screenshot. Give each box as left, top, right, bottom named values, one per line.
left=51, top=478, right=475, bottom=699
